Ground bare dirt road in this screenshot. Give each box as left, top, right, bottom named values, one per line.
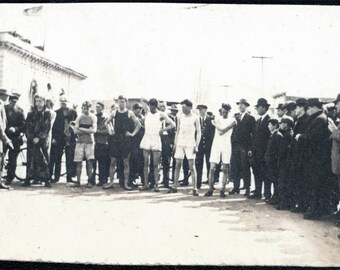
left=0, top=179, right=339, bottom=266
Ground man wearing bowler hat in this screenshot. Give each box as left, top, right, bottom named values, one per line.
left=290, top=98, right=309, bottom=213
left=302, top=98, right=337, bottom=220
left=3, top=91, right=25, bottom=186
left=195, top=104, right=215, bottom=189
left=276, top=104, right=284, bottom=120
left=230, top=98, right=255, bottom=196
left=248, top=98, right=271, bottom=200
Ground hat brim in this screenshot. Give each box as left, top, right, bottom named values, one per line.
left=255, top=104, right=270, bottom=108
left=236, top=101, right=250, bottom=107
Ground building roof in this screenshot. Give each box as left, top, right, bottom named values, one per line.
left=0, top=31, right=86, bottom=80
left=272, top=91, right=334, bottom=104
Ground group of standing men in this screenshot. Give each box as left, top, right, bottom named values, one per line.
left=0, top=91, right=339, bottom=226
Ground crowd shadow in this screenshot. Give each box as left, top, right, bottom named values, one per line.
left=6, top=178, right=339, bottom=233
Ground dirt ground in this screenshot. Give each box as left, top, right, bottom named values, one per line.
left=0, top=177, right=339, bottom=266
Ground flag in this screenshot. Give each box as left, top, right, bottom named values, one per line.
left=23, top=6, right=43, bottom=17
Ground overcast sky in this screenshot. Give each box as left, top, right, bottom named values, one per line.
left=1, top=3, right=340, bottom=112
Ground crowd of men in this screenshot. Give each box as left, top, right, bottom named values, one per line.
left=0, top=91, right=339, bottom=228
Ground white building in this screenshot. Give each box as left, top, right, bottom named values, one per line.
left=0, top=31, right=86, bottom=113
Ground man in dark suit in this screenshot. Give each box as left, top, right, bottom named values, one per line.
left=3, top=92, right=25, bottom=185
left=195, top=104, right=215, bottom=189
left=302, top=98, right=337, bottom=220
left=290, top=98, right=309, bottom=213
left=248, top=98, right=271, bottom=200
left=49, top=96, right=78, bottom=183
left=230, top=99, right=255, bottom=196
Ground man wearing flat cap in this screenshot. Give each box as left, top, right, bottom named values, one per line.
left=230, top=98, right=255, bottom=196
left=248, top=98, right=271, bottom=200
left=3, top=91, right=25, bottom=186
left=301, top=98, right=337, bottom=220
left=195, top=104, right=215, bottom=189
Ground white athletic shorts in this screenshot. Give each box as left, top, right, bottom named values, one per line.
left=174, top=145, right=196, bottom=160
left=209, top=146, right=231, bottom=165
left=140, top=134, right=162, bottom=152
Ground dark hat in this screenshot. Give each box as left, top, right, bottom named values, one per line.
left=295, top=98, right=308, bottom=107
left=133, top=102, right=143, bottom=110
left=255, top=98, right=270, bottom=108
left=281, top=116, right=294, bottom=127
left=334, top=93, right=340, bottom=104
left=207, top=111, right=213, bottom=117
left=96, top=102, right=105, bottom=108
left=276, top=103, right=283, bottom=110
left=81, top=101, right=92, bottom=109
left=9, top=91, right=21, bottom=101
left=307, top=98, right=324, bottom=108
left=282, top=101, right=296, bottom=111
left=236, top=98, right=250, bottom=107
left=196, top=104, right=208, bottom=110
left=170, top=104, right=179, bottom=111
left=221, top=103, right=232, bottom=112
left=0, top=89, right=8, bottom=96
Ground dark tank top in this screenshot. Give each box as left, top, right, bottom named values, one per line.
left=114, top=110, right=131, bottom=136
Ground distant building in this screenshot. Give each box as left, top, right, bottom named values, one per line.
left=0, top=31, right=86, bottom=113
left=272, top=92, right=334, bottom=112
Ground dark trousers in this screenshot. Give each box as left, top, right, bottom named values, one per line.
left=129, top=146, right=144, bottom=184
left=3, top=144, right=21, bottom=181
left=195, top=146, right=211, bottom=189
left=253, top=155, right=271, bottom=198
left=92, top=144, right=110, bottom=184
left=278, top=162, right=294, bottom=207
left=161, top=135, right=173, bottom=186
left=309, top=163, right=338, bottom=215
left=49, top=142, right=76, bottom=181
left=266, top=161, right=279, bottom=198
left=292, top=164, right=310, bottom=209
left=231, top=145, right=251, bottom=190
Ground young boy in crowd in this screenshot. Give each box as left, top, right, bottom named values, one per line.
left=264, top=118, right=282, bottom=205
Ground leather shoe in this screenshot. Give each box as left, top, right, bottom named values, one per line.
left=248, top=194, right=261, bottom=200
left=0, top=182, right=10, bottom=189
left=204, top=189, right=214, bottom=197
left=180, top=182, right=189, bottom=187
left=167, top=187, right=178, bottom=194
left=192, top=190, right=199, bottom=196
left=220, top=190, right=226, bottom=198
left=244, top=189, right=250, bottom=197
left=123, top=184, right=132, bottom=191
left=229, top=188, right=240, bottom=195
left=45, top=182, right=52, bottom=188
left=103, top=182, right=114, bottom=189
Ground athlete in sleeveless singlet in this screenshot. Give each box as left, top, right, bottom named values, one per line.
left=103, top=95, right=141, bottom=190
left=139, top=98, right=175, bottom=192
left=168, top=99, right=201, bottom=196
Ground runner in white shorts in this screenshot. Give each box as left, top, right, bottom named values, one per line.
left=139, top=98, right=175, bottom=192
left=205, top=103, right=236, bottom=198
left=168, top=99, right=201, bottom=196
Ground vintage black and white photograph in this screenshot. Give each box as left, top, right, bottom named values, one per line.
left=0, top=3, right=339, bottom=267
